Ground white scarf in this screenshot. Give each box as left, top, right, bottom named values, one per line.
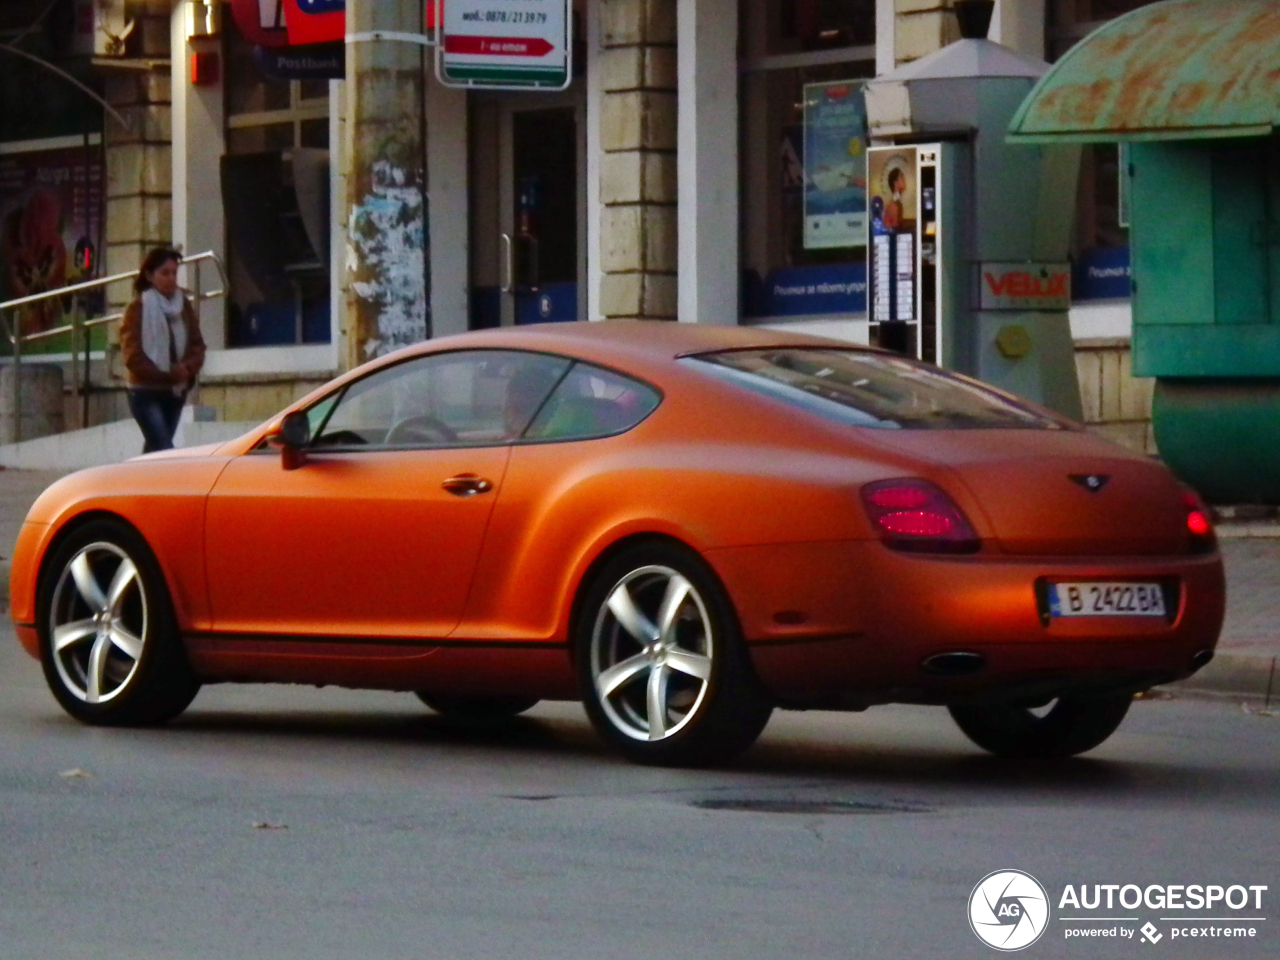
left=140, top=287, right=188, bottom=390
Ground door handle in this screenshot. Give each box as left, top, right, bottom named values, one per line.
left=500, top=233, right=513, bottom=293
left=442, top=474, right=494, bottom=497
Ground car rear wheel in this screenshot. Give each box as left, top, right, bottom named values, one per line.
left=39, top=520, right=199, bottom=726
left=415, top=692, right=540, bottom=721
left=576, top=543, right=773, bottom=767
left=948, top=693, right=1133, bottom=758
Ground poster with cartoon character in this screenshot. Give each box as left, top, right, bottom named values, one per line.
left=0, top=146, right=103, bottom=339
left=802, top=81, right=868, bottom=250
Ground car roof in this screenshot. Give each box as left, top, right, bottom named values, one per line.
left=410, top=320, right=875, bottom=365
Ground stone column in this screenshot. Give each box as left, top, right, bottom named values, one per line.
left=895, top=0, right=960, bottom=65
left=677, top=0, right=738, bottom=325
left=597, top=0, right=678, bottom=320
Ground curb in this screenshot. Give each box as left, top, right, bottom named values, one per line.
left=1163, top=652, right=1279, bottom=703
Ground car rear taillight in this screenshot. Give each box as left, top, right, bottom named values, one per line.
left=860, top=479, right=981, bottom=554
left=1180, top=487, right=1217, bottom=554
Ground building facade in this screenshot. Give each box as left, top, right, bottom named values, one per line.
left=0, top=0, right=1158, bottom=447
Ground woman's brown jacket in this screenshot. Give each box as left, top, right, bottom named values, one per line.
left=118, top=298, right=207, bottom=390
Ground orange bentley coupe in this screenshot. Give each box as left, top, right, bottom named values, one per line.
left=9, top=322, right=1224, bottom=766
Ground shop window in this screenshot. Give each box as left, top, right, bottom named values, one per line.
left=740, top=0, right=874, bottom=321
left=223, top=23, right=331, bottom=348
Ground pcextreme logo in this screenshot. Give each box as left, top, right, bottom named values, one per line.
left=969, top=870, right=1050, bottom=951
left=969, top=870, right=1269, bottom=951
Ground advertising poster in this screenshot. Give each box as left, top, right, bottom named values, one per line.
left=867, top=146, right=918, bottom=323
left=0, top=145, right=104, bottom=341
left=802, top=82, right=868, bottom=250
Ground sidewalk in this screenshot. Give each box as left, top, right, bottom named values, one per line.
left=0, top=467, right=1275, bottom=703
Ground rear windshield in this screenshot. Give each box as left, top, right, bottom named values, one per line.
left=684, top=349, right=1066, bottom=431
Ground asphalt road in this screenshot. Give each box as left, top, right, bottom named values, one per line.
left=1, top=625, right=1276, bottom=960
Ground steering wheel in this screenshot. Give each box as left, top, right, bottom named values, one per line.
left=384, top=415, right=458, bottom=446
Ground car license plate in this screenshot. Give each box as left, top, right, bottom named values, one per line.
left=1048, top=582, right=1166, bottom=618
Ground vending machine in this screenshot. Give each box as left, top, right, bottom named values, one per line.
left=866, top=143, right=962, bottom=368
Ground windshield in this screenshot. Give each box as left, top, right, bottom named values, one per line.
left=684, top=349, right=1067, bottom=431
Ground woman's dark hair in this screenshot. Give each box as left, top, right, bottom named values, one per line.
left=888, top=168, right=906, bottom=193
left=134, top=247, right=182, bottom=294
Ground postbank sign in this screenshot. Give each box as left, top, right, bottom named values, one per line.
left=437, top=0, right=571, bottom=89
left=979, top=262, right=1071, bottom=311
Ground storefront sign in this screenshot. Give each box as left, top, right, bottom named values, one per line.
left=437, top=0, right=571, bottom=90
left=979, top=262, right=1072, bottom=311
left=283, top=0, right=345, bottom=46
left=745, top=263, right=867, bottom=318
left=230, top=0, right=290, bottom=47
left=1073, top=246, right=1131, bottom=301
left=867, top=146, right=918, bottom=323
left=253, top=42, right=345, bottom=79
left=802, top=82, right=868, bottom=250
left=0, top=145, right=104, bottom=339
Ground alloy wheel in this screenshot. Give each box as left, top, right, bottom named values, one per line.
left=589, top=564, right=715, bottom=742
left=48, top=542, right=148, bottom=704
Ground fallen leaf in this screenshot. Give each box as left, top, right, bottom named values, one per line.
left=58, top=768, right=92, bottom=778
left=252, top=821, right=288, bottom=830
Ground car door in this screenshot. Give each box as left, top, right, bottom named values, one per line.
left=204, top=349, right=570, bottom=641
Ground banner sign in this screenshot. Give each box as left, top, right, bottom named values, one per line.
left=744, top=263, right=867, bottom=318
left=254, top=42, right=345, bottom=79
left=437, top=0, right=571, bottom=89
left=979, top=262, right=1072, bottom=311
left=802, top=82, right=868, bottom=250
left=230, top=0, right=290, bottom=47
left=0, top=146, right=104, bottom=339
left=867, top=146, right=918, bottom=323
left=284, top=0, right=345, bottom=46
left=1073, top=246, right=1131, bottom=301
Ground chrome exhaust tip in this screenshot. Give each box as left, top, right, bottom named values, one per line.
left=1189, top=649, right=1215, bottom=672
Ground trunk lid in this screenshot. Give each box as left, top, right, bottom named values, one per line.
left=872, top=429, right=1189, bottom=556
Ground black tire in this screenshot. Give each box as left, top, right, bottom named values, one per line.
left=576, top=542, right=773, bottom=767
left=415, top=691, right=540, bottom=721
left=37, top=519, right=200, bottom=726
left=948, top=693, right=1133, bottom=759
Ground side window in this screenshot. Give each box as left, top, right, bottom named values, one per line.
left=523, top=363, right=661, bottom=441
left=310, top=350, right=570, bottom=449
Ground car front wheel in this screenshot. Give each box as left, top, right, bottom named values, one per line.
left=39, top=519, right=199, bottom=726
left=948, top=693, right=1133, bottom=758
left=576, top=542, right=773, bottom=767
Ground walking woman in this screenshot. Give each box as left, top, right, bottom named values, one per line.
left=119, top=248, right=206, bottom=452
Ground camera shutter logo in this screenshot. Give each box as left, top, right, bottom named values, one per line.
left=969, top=870, right=1049, bottom=951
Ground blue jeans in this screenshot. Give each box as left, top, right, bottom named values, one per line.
left=128, top=389, right=185, bottom=453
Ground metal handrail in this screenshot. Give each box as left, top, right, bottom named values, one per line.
left=0, top=251, right=228, bottom=444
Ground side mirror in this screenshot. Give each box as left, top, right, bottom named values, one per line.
left=267, top=410, right=310, bottom=470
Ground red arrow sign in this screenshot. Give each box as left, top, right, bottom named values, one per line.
left=444, top=35, right=554, bottom=57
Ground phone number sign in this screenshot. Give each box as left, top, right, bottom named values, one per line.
left=436, top=0, right=571, bottom=89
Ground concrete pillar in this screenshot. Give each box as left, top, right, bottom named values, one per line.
left=343, top=0, right=429, bottom=369
left=877, top=0, right=898, bottom=75
left=895, top=0, right=960, bottom=65
left=169, top=5, right=226, bottom=348
left=425, top=73, right=469, bottom=339
left=677, top=0, right=738, bottom=325
left=991, top=0, right=1045, bottom=60
left=597, top=0, right=678, bottom=320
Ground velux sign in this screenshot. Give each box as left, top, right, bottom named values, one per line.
left=436, top=0, right=572, bottom=90
left=979, top=262, right=1072, bottom=311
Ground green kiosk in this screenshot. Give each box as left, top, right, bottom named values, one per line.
left=1010, top=0, right=1280, bottom=504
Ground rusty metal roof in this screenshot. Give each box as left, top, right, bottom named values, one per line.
left=1008, top=0, right=1280, bottom=142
